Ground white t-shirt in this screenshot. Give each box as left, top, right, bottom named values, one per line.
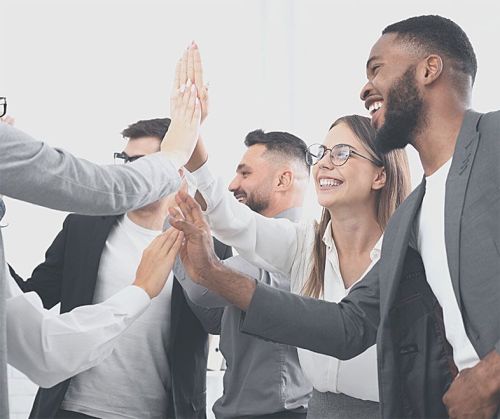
left=417, top=158, right=479, bottom=371
left=61, top=214, right=173, bottom=419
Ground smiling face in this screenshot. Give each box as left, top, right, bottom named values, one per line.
left=228, top=144, right=275, bottom=214
left=360, top=34, right=426, bottom=153
left=313, top=123, right=386, bottom=212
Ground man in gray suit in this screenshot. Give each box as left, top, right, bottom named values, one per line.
left=0, top=77, right=201, bottom=418
left=170, top=15, right=500, bottom=419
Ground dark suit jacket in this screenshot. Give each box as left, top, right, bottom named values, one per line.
left=12, top=213, right=232, bottom=419
left=240, top=110, right=500, bottom=418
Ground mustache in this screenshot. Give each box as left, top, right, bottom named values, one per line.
left=232, top=189, right=247, bottom=199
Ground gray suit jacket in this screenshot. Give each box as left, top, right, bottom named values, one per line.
left=0, top=124, right=181, bottom=418
left=241, top=110, right=500, bottom=418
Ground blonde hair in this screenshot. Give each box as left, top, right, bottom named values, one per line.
left=301, top=115, right=411, bottom=299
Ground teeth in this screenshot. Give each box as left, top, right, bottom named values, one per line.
left=319, top=178, right=343, bottom=187
left=368, top=101, right=383, bottom=114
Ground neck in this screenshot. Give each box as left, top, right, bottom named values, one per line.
left=328, top=205, right=382, bottom=256
left=413, top=105, right=466, bottom=176
left=261, top=191, right=304, bottom=218
left=127, top=204, right=168, bottom=231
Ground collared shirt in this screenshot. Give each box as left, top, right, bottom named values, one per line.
left=189, top=161, right=380, bottom=402
left=296, top=222, right=381, bottom=401
left=176, top=208, right=312, bottom=418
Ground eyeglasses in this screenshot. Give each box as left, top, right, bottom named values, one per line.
left=305, top=143, right=384, bottom=167
left=113, top=151, right=145, bottom=164
left=0, top=97, right=7, bottom=118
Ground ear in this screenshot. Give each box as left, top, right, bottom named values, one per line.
left=372, top=168, right=386, bottom=191
left=276, top=170, right=293, bottom=191
left=418, top=54, right=444, bottom=86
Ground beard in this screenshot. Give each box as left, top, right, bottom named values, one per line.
left=375, top=65, right=426, bottom=154
left=233, top=188, right=271, bottom=214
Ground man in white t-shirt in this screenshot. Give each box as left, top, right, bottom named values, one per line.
left=12, top=118, right=232, bottom=419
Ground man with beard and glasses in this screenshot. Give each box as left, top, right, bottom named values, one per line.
left=168, top=15, right=500, bottom=419
left=175, top=129, right=312, bottom=419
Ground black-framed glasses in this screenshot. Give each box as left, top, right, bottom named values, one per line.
left=113, top=151, right=145, bottom=164
left=305, top=143, right=384, bottom=167
left=0, top=97, right=6, bottom=118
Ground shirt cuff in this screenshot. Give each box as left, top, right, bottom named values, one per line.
left=104, top=285, right=151, bottom=318
left=190, top=159, right=216, bottom=191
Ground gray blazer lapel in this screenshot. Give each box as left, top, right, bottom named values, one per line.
left=445, top=110, right=483, bottom=309
left=380, top=181, right=426, bottom=311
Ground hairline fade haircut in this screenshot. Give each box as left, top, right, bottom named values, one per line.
left=383, top=15, right=477, bottom=87
left=121, top=118, right=171, bottom=141
left=244, top=129, right=310, bottom=174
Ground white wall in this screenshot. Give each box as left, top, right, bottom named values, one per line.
left=2, top=0, right=500, bottom=416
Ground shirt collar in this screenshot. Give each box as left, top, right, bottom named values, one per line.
left=274, top=207, right=302, bottom=222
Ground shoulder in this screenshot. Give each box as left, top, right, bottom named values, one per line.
left=478, top=110, right=500, bottom=137
left=63, top=213, right=118, bottom=230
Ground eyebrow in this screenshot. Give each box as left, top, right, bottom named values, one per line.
left=236, top=163, right=251, bottom=172
left=366, top=55, right=382, bottom=70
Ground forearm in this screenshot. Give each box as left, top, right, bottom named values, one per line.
left=200, top=262, right=256, bottom=311
left=6, top=284, right=150, bottom=388
left=184, top=135, right=208, bottom=172
left=0, top=125, right=181, bottom=214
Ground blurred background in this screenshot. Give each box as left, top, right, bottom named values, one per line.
left=2, top=0, right=499, bottom=417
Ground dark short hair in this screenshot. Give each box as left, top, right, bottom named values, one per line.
left=121, top=118, right=171, bottom=141
left=244, top=129, right=310, bottom=173
left=383, top=15, right=477, bottom=84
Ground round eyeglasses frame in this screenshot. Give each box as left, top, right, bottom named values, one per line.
left=305, top=143, right=384, bottom=167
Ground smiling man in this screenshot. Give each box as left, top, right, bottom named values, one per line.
left=170, top=15, right=500, bottom=419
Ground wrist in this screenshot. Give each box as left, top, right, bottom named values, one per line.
left=479, top=350, right=500, bottom=397
left=132, top=278, right=154, bottom=300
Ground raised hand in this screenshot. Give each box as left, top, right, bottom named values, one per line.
left=133, top=228, right=184, bottom=298
left=168, top=188, right=219, bottom=284
left=161, top=70, right=201, bottom=168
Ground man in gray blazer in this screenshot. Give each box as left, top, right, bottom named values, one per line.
left=170, top=15, right=500, bottom=419
left=0, top=85, right=200, bottom=418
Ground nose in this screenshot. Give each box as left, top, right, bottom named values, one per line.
left=228, top=176, right=239, bottom=192
left=318, top=151, right=334, bottom=170
left=360, top=80, right=374, bottom=102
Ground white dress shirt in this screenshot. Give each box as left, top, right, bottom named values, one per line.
left=6, top=262, right=150, bottom=388
left=190, top=161, right=380, bottom=401
left=417, top=158, right=479, bottom=371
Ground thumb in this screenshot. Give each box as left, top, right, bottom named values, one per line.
left=168, top=216, right=199, bottom=236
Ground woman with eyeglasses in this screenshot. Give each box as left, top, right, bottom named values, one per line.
left=186, top=114, right=410, bottom=418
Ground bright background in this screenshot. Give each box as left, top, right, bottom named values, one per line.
left=2, top=0, right=499, bottom=417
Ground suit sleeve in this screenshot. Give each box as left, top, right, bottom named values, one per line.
left=13, top=215, right=71, bottom=309
left=240, top=261, right=381, bottom=360
left=0, top=124, right=180, bottom=214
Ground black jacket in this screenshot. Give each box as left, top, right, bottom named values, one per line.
left=13, top=213, right=232, bottom=419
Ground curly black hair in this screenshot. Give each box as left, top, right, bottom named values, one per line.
left=383, top=15, right=477, bottom=84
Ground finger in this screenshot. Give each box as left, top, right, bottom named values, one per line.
left=169, top=217, right=200, bottom=236
left=193, top=97, right=201, bottom=125
left=179, top=49, right=188, bottom=86
left=193, top=43, right=204, bottom=92
left=159, top=227, right=180, bottom=252
left=187, top=44, right=195, bottom=83
left=163, top=229, right=184, bottom=257
left=187, top=84, right=198, bottom=122
left=168, top=205, right=185, bottom=220
left=171, top=59, right=181, bottom=97
left=180, top=83, right=194, bottom=117
left=184, top=192, right=206, bottom=224
left=177, top=194, right=195, bottom=224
